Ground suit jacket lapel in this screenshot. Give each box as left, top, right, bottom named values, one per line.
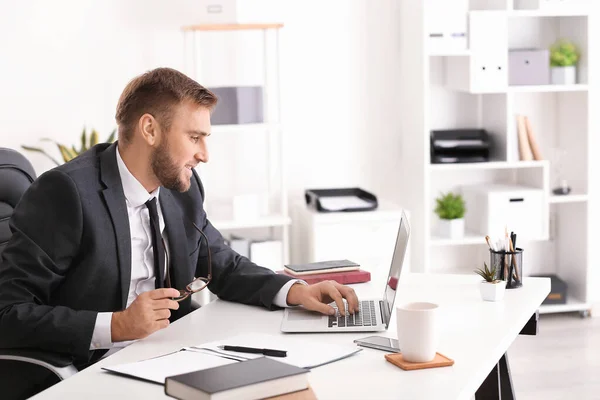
left=99, top=142, right=131, bottom=309
left=159, top=190, right=188, bottom=290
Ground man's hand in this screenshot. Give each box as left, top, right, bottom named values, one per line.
left=111, top=288, right=181, bottom=342
left=286, top=281, right=359, bottom=316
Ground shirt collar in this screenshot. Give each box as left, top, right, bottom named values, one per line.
left=116, top=145, right=160, bottom=208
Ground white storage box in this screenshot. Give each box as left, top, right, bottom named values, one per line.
left=197, top=0, right=281, bottom=24
left=461, top=184, right=547, bottom=240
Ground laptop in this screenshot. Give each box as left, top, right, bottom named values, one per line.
left=281, top=210, right=410, bottom=333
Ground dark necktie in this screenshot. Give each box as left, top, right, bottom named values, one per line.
left=145, top=198, right=165, bottom=289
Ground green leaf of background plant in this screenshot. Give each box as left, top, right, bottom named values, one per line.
left=90, top=129, right=99, bottom=147
left=434, top=192, right=466, bottom=219
left=20, top=145, right=61, bottom=166
left=57, top=144, right=76, bottom=163
left=80, top=127, right=87, bottom=153
left=106, top=128, right=116, bottom=143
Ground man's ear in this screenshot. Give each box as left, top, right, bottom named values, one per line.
left=139, top=113, right=159, bottom=146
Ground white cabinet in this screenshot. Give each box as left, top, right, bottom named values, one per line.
left=290, top=202, right=408, bottom=277
left=398, top=0, right=595, bottom=316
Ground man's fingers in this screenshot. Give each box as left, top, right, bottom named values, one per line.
left=305, top=298, right=335, bottom=316
left=324, top=284, right=346, bottom=316
left=153, top=299, right=180, bottom=311
left=156, top=319, right=170, bottom=330
left=150, top=288, right=181, bottom=300
left=337, top=284, right=359, bottom=313
left=155, top=309, right=171, bottom=320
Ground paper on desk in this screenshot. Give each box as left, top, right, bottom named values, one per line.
left=192, top=333, right=362, bottom=369
left=318, top=196, right=373, bottom=211
left=102, top=349, right=236, bottom=384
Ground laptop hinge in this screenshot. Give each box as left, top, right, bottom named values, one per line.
left=379, top=300, right=386, bottom=325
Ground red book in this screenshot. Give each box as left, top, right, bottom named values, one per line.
left=277, top=269, right=371, bottom=285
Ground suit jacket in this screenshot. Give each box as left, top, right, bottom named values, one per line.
left=0, top=143, right=292, bottom=366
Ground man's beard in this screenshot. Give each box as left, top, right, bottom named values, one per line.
left=150, top=139, right=191, bottom=193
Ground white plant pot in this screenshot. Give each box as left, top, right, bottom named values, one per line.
left=479, top=280, right=506, bottom=302
left=437, top=218, right=464, bottom=239
left=551, top=66, right=576, bottom=85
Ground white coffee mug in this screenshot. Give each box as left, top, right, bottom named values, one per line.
left=396, top=302, right=439, bottom=363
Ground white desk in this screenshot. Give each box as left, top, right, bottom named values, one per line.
left=32, top=273, right=549, bottom=400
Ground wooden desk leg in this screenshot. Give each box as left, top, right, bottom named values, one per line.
left=475, top=353, right=515, bottom=400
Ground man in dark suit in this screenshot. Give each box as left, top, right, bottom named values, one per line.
left=0, top=68, right=359, bottom=396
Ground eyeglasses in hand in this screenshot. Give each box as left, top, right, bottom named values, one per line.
left=162, top=222, right=212, bottom=302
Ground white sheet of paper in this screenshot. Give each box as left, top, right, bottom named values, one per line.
left=102, top=349, right=236, bottom=384
left=318, top=196, right=373, bottom=211
left=192, top=333, right=362, bottom=369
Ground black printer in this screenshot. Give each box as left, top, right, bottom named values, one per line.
left=430, top=129, right=490, bottom=164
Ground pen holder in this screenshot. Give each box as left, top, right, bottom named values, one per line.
left=490, top=248, right=523, bottom=289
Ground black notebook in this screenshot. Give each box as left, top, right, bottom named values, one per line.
left=284, top=259, right=360, bottom=276
left=164, top=357, right=310, bottom=400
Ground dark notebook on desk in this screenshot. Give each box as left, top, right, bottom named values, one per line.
left=164, top=357, right=310, bottom=400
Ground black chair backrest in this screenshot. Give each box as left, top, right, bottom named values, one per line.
left=0, top=148, right=36, bottom=255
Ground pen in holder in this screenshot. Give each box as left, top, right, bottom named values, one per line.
left=490, top=248, right=523, bottom=289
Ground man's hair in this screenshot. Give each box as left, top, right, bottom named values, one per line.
left=115, top=67, right=217, bottom=143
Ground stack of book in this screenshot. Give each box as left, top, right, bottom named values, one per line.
left=277, top=259, right=370, bottom=285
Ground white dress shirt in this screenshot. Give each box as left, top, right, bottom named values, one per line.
left=89, top=147, right=301, bottom=350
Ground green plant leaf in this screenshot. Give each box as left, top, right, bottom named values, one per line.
left=20, top=145, right=61, bottom=166
left=434, top=192, right=466, bottom=219
left=550, top=39, right=579, bottom=67
left=57, top=144, right=76, bottom=163
left=474, top=262, right=497, bottom=282
left=90, top=129, right=99, bottom=147
left=106, top=128, right=116, bottom=143
left=80, top=127, right=87, bottom=153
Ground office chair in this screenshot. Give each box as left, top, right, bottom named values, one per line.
left=0, top=148, right=77, bottom=398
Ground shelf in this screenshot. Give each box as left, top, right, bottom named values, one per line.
left=508, top=10, right=589, bottom=18
left=182, top=23, right=283, bottom=32
left=508, top=84, right=588, bottom=93
left=210, top=215, right=291, bottom=230
left=429, top=160, right=548, bottom=171
left=428, top=49, right=471, bottom=57
left=430, top=232, right=484, bottom=246
left=549, top=193, right=588, bottom=204
left=539, top=296, right=590, bottom=314
left=211, top=123, right=280, bottom=135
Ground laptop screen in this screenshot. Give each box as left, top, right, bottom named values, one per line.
left=381, top=211, right=410, bottom=327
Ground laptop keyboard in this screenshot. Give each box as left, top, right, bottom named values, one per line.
left=328, top=300, right=377, bottom=328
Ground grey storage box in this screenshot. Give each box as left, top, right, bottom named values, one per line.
left=209, top=86, right=264, bottom=125
left=509, top=49, right=550, bottom=85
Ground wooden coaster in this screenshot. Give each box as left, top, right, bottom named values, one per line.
left=385, top=352, right=454, bottom=371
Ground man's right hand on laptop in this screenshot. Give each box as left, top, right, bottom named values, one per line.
left=286, top=281, right=359, bottom=316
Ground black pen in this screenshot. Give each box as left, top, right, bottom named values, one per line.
left=217, top=345, right=287, bottom=358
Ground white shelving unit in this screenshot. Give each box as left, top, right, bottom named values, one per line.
left=398, top=1, right=596, bottom=316
left=182, top=23, right=290, bottom=265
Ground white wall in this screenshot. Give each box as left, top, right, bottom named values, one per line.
left=0, top=0, right=402, bottom=208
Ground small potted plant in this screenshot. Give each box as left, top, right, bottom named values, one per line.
left=434, top=192, right=465, bottom=239
left=475, top=263, right=506, bottom=302
left=550, top=39, right=579, bottom=85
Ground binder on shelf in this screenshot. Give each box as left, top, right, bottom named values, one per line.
left=304, top=188, right=378, bottom=213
